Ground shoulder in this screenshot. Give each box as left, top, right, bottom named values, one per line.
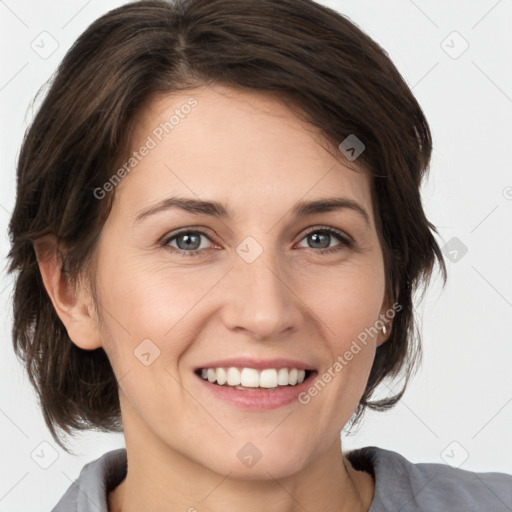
left=51, top=448, right=127, bottom=512
left=346, top=445, right=512, bottom=512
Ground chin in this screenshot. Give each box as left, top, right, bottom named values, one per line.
left=199, top=444, right=313, bottom=481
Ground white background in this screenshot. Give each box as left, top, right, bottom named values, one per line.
left=1, top=0, right=511, bottom=510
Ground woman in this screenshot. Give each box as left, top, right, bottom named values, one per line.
left=8, top=0, right=512, bottom=511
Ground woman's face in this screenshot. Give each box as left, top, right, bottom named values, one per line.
left=91, top=84, right=389, bottom=477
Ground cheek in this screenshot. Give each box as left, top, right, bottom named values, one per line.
left=301, top=259, right=385, bottom=412
left=94, top=248, right=234, bottom=384
left=96, top=243, right=211, bottom=332
left=305, top=255, right=386, bottom=339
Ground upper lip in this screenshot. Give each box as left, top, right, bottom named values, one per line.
left=195, top=357, right=315, bottom=371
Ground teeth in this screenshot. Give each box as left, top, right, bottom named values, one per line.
left=241, top=368, right=259, bottom=387
left=277, top=368, right=289, bottom=385
left=227, top=367, right=241, bottom=386
left=199, top=366, right=308, bottom=388
left=259, top=369, right=278, bottom=388
left=216, top=367, right=227, bottom=385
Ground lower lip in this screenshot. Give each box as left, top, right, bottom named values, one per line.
left=196, top=373, right=316, bottom=410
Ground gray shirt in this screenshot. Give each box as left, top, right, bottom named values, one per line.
left=51, top=446, right=512, bottom=511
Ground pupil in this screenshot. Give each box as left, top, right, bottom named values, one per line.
left=309, top=232, right=329, bottom=249
left=178, top=233, right=200, bottom=250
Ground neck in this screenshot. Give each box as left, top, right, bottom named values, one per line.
left=108, top=431, right=374, bottom=512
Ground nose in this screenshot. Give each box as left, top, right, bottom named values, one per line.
left=220, top=244, right=305, bottom=341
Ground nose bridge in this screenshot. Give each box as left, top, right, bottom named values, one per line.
left=222, top=234, right=302, bottom=339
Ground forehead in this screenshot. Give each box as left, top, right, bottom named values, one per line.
left=115, top=85, right=374, bottom=225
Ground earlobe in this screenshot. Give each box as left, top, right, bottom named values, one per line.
left=376, top=324, right=391, bottom=347
left=34, top=235, right=102, bottom=350
left=376, top=299, right=394, bottom=347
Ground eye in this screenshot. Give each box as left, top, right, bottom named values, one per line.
left=162, top=229, right=215, bottom=257
left=296, top=226, right=353, bottom=254
left=161, top=226, right=354, bottom=258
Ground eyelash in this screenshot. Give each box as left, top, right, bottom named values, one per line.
left=161, top=226, right=354, bottom=258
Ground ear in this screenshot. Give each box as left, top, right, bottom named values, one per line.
left=376, top=297, right=395, bottom=348
left=34, top=235, right=102, bottom=350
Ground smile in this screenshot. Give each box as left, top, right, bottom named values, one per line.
left=196, top=367, right=312, bottom=389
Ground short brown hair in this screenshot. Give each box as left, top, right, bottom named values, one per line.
left=8, top=0, right=446, bottom=450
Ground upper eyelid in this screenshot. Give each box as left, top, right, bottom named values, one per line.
left=300, top=225, right=352, bottom=242
left=161, top=227, right=217, bottom=245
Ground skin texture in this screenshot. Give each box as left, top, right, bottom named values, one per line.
left=38, top=85, right=391, bottom=512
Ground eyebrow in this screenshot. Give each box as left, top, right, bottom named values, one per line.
left=135, top=196, right=371, bottom=228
